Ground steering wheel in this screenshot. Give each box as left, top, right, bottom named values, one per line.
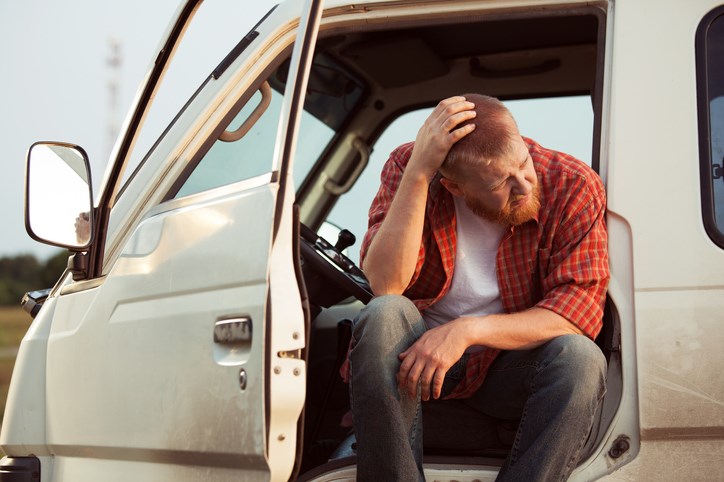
left=299, top=223, right=373, bottom=307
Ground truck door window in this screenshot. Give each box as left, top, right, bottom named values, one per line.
left=697, top=7, right=724, bottom=248
left=174, top=84, right=284, bottom=197
left=173, top=52, right=365, bottom=198
left=174, top=82, right=336, bottom=198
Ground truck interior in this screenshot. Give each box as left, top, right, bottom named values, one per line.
left=159, top=3, right=621, bottom=478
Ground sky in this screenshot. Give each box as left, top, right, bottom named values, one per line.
left=0, top=0, right=277, bottom=260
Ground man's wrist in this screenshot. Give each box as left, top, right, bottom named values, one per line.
left=404, top=169, right=436, bottom=190
left=454, top=315, right=489, bottom=350
left=405, top=154, right=439, bottom=184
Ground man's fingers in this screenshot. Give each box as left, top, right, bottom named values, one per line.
left=435, top=96, right=468, bottom=112
left=404, top=360, right=424, bottom=398
left=397, top=352, right=413, bottom=382
left=432, top=100, right=476, bottom=148
left=442, top=109, right=476, bottom=133
left=450, top=123, right=476, bottom=142
left=428, top=97, right=472, bottom=123
left=433, top=100, right=474, bottom=125
left=432, top=370, right=446, bottom=399
left=419, top=366, right=438, bottom=401
left=397, top=353, right=421, bottom=398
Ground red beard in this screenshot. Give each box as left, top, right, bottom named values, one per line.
left=464, top=184, right=541, bottom=226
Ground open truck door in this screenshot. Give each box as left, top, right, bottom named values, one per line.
left=3, top=1, right=323, bottom=480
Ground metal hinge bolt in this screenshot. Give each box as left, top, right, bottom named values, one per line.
left=608, top=436, right=630, bottom=459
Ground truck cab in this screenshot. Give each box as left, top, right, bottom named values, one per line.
left=3, top=0, right=724, bottom=480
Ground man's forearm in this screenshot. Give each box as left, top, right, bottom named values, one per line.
left=460, top=307, right=584, bottom=351
left=397, top=306, right=584, bottom=400
left=363, top=169, right=431, bottom=295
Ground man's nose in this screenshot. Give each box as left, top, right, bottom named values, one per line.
left=512, top=172, right=533, bottom=196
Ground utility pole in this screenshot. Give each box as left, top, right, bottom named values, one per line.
left=106, top=37, right=122, bottom=162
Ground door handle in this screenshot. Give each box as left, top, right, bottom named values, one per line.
left=214, top=317, right=252, bottom=344
left=219, top=82, right=272, bottom=142
left=323, top=136, right=370, bottom=195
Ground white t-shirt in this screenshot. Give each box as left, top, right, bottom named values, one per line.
left=422, top=196, right=506, bottom=351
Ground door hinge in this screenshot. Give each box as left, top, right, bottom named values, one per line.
left=277, top=349, right=302, bottom=359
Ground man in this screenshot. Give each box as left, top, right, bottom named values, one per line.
left=348, top=94, right=609, bottom=481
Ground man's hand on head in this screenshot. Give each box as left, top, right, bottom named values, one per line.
left=397, top=318, right=471, bottom=401
left=407, top=96, right=477, bottom=183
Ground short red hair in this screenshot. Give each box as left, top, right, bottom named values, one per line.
left=440, top=94, right=518, bottom=180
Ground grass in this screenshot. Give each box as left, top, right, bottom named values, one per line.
left=1, top=306, right=31, bottom=450
left=0, top=307, right=32, bottom=349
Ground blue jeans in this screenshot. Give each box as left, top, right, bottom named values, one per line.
left=349, top=295, right=607, bottom=481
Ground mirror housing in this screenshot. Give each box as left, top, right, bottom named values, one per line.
left=25, top=142, right=94, bottom=251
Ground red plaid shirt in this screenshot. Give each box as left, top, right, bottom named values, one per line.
left=359, top=137, right=610, bottom=399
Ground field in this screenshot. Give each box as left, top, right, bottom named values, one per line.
left=0, top=306, right=32, bottom=441
left=0, top=306, right=31, bottom=348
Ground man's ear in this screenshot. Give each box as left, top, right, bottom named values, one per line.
left=439, top=177, right=465, bottom=197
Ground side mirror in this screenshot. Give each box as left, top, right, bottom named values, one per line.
left=25, top=142, right=94, bottom=250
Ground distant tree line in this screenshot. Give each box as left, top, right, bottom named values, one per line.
left=0, top=252, right=68, bottom=306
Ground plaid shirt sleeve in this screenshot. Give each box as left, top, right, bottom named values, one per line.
left=535, top=166, right=609, bottom=340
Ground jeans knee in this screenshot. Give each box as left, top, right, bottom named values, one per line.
left=351, top=295, right=425, bottom=367
left=544, top=335, right=607, bottom=399
left=353, top=295, right=424, bottom=344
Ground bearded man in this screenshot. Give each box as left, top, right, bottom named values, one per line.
left=348, top=94, right=610, bottom=481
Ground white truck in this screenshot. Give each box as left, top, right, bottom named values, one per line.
left=2, top=0, right=723, bottom=480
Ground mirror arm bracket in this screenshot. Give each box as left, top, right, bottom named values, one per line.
left=68, top=252, right=90, bottom=281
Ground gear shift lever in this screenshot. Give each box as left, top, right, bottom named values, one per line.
left=335, top=229, right=356, bottom=252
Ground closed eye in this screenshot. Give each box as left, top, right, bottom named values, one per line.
left=488, top=155, right=529, bottom=191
